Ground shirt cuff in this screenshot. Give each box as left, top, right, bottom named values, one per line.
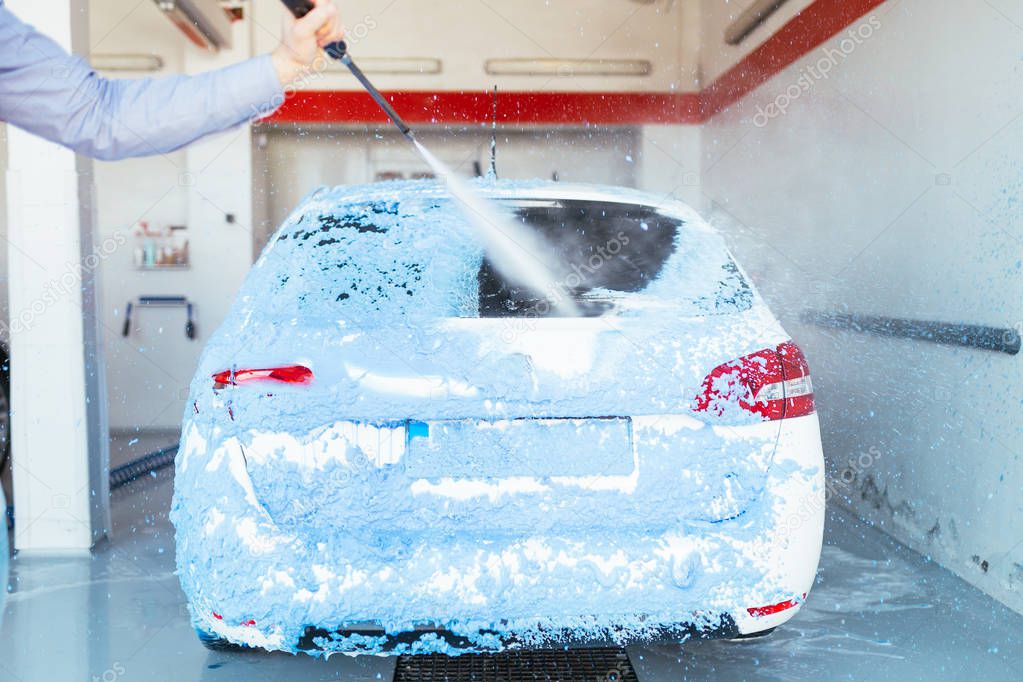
left=224, top=53, right=285, bottom=124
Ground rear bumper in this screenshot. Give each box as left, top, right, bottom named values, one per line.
left=295, top=616, right=740, bottom=654
left=172, top=414, right=824, bottom=655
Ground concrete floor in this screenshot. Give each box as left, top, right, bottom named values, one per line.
left=2, top=458, right=1022, bottom=681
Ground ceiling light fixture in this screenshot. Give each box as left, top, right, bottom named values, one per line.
left=153, top=0, right=233, bottom=51
left=90, top=54, right=165, bottom=72
left=725, top=0, right=791, bottom=45
left=484, top=58, right=652, bottom=77
left=326, top=57, right=442, bottom=75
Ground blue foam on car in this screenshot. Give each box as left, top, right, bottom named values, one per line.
left=170, top=179, right=817, bottom=655
left=405, top=418, right=633, bottom=478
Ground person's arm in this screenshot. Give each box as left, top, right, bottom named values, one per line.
left=0, top=1, right=342, bottom=161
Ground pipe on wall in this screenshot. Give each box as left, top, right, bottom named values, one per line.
left=801, top=311, right=1022, bottom=356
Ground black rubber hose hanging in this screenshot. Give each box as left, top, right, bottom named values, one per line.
left=109, top=445, right=178, bottom=491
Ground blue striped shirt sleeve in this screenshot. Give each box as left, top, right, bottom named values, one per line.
left=0, top=6, right=284, bottom=160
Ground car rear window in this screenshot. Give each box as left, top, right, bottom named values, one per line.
left=480, top=199, right=753, bottom=317
left=256, top=193, right=753, bottom=325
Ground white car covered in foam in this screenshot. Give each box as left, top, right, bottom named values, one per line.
left=171, top=180, right=824, bottom=655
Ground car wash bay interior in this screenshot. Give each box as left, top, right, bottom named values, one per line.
left=2, top=0, right=1022, bottom=679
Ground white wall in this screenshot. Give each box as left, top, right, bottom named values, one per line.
left=89, top=1, right=257, bottom=432
left=89, top=0, right=191, bottom=431
left=251, top=0, right=702, bottom=94
left=0, top=125, right=7, bottom=343
left=253, top=123, right=702, bottom=255
left=256, top=127, right=639, bottom=237
left=0, top=125, right=7, bottom=499
left=701, top=0, right=1023, bottom=611
left=637, top=125, right=702, bottom=209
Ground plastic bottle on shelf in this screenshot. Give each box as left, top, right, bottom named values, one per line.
left=133, top=221, right=145, bottom=268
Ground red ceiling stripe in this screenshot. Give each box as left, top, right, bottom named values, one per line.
left=267, top=91, right=702, bottom=126
left=263, top=0, right=887, bottom=127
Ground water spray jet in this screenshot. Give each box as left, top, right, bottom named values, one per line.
left=280, top=0, right=578, bottom=315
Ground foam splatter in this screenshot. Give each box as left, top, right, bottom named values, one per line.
left=172, top=180, right=823, bottom=655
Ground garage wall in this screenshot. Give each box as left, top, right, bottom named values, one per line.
left=254, top=127, right=642, bottom=246
left=701, top=0, right=1023, bottom=612
left=0, top=1, right=192, bottom=432
left=250, top=0, right=702, bottom=94
left=253, top=124, right=701, bottom=253
left=0, top=125, right=8, bottom=346
left=89, top=1, right=260, bottom=432
left=88, top=1, right=193, bottom=431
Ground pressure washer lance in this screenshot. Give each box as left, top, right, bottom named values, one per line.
left=280, top=0, right=414, bottom=142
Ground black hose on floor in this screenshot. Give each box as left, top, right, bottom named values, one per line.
left=109, top=445, right=178, bottom=491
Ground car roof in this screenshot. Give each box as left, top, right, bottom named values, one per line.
left=290, top=179, right=713, bottom=233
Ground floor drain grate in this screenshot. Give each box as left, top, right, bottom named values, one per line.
left=394, top=648, right=637, bottom=682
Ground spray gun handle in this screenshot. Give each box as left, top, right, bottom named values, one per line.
left=279, top=0, right=316, bottom=18
left=278, top=1, right=348, bottom=60
left=278, top=0, right=410, bottom=140
left=325, top=41, right=347, bottom=60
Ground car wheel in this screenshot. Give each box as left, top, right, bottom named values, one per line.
left=195, top=628, right=251, bottom=652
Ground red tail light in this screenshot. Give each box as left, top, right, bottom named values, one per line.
left=747, top=593, right=806, bottom=618
left=212, top=365, right=313, bottom=388
left=693, top=341, right=814, bottom=421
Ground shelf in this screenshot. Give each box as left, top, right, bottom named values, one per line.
left=135, top=264, right=191, bottom=271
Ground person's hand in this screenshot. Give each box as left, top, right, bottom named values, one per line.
left=272, top=0, right=345, bottom=86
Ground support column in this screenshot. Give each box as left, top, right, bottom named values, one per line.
left=5, top=0, right=109, bottom=552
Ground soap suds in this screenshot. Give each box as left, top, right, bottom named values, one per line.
left=171, top=180, right=816, bottom=655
